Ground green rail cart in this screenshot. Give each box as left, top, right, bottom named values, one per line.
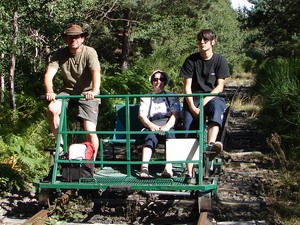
left=34, top=93, right=222, bottom=216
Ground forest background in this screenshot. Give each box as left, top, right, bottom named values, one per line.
left=0, top=0, right=300, bottom=218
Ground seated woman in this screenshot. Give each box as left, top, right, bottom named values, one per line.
left=138, top=69, right=180, bottom=178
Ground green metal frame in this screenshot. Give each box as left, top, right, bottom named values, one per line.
left=34, top=93, right=220, bottom=193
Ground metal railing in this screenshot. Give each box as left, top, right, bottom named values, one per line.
left=35, top=93, right=221, bottom=193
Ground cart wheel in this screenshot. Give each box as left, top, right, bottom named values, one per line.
left=38, top=189, right=50, bottom=208
left=197, top=191, right=211, bottom=213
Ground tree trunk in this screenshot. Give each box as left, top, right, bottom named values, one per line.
left=121, top=8, right=131, bottom=71
left=0, top=53, right=4, bottom=103
left=9, top=10, right=18, bottom=110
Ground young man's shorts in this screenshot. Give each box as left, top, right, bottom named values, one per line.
left=57, top=92, right=99, bottom=125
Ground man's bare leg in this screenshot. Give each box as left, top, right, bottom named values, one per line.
left=47, top=100, right=64, bottom=155
left=83, top=119, right=99, bottom=160
left=47, top=100, right=62, bottom=138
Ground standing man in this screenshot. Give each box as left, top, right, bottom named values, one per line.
left=180, top=29, right=230, bottom=177
left=44, top=23, right=101, bottom=159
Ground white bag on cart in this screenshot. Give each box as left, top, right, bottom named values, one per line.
left=68, top=142, right=95, bottom=160
left=166, top=138, right=199, bottom=161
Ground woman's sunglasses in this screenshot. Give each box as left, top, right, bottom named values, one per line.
left=153, top=77, right=166, bottom=82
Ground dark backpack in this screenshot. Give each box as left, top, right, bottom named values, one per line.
left=62, top=142, right=95, bottom=181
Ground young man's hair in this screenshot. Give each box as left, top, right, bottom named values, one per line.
left=197, top=29, right=216, bottom=41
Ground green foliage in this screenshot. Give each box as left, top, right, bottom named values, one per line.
left=242, top=0, right=300, bottom=58
left=0, top=134, right=46, bottom=194
left=0, top=165, right=22, bottom=195
left=49, top=196, right=86, bottom=223
left=0, top=94, right=51, bottom=194
left=103, top=66, right=149, bottom=96
left=254, top=58, right=300, bottom=159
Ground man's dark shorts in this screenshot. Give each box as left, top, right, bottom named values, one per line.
left=57, top=92, right=99, bottom=125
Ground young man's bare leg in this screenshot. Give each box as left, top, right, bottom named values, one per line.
left=207, top=123, right=222, bottom=159
left=207, top=123, right=219, bottom=144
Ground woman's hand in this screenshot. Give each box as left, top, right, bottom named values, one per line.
left=149, top=123, right=161, bottom=132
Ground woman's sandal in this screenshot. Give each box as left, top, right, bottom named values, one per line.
left=140, top=168, right=150, bottom=178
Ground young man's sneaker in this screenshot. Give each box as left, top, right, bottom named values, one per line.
left=183, top=170, right=192, bottom=179
left=212, top=141, right=223, bottom=154
left=207, top=141, right=223, bottom=160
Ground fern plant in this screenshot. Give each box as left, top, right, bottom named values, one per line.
left=0, top=94, right=51, bottom=195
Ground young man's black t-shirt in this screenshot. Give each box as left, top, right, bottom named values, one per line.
left=180, top=53, right=230, bottom=93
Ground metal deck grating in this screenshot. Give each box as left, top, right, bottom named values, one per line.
left=36, top=165, right=218, bottom=191
left=92, top=175, right=190, bottom=186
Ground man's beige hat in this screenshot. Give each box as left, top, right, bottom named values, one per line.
left=62, top=24, right=88, bottom=37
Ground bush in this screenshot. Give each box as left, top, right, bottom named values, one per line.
left=255, top=57, right=300, bottom=159
left=0, top=94, right=51, bottom=194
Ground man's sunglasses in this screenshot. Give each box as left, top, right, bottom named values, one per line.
left=198, top=37, right=211, bottom=42
left=153, top=78, right=166, bottom=82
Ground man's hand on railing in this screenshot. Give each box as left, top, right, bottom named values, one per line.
left=45, top=92, right=57, bottom=101
left=84, top=91, right=97, bottom=100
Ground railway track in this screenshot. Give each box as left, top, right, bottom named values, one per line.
left=208, top=86, right=276, bottom=224
left=2, top=85, right=278, bottom=224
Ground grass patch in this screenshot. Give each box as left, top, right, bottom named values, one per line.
left=231, top=94, right=261, bottom=119
left=226, top=72, right=256, bottom=86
